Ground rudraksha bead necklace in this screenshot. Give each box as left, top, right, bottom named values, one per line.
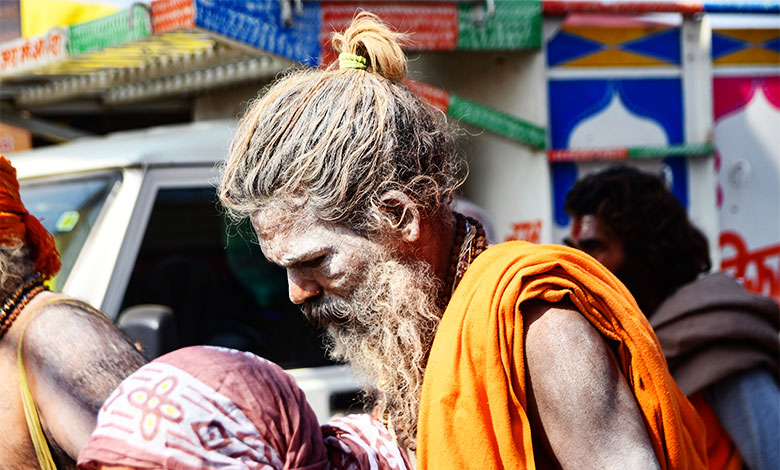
left=442, top=211, right=488, bottom=304
left=0, top=274, right=46, bottom=339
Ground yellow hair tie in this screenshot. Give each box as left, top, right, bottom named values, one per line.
left=339, top=52, right=367, bottom=70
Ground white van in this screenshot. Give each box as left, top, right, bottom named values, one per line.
left=11, top=120, right=361, bottom=422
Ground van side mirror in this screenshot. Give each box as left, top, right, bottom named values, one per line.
left=117, top=304, right=179, bottom=360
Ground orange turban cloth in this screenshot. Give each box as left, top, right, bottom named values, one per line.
left=0, top=156, right=60, bottom=280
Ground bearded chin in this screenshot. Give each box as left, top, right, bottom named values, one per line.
left=300, top=257, right=444, bottom=450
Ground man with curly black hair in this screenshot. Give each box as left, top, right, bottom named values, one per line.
left=564, top=165, right=711, bottom=315
left=565, top=165, right=779, bottom=470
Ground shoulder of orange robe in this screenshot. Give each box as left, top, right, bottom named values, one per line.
left=417, top=241, right=707, bottom=470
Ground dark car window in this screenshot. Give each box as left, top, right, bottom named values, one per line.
left=119, top=186, right=333, bottom=369
left=21, top=172, right=121, bottom=292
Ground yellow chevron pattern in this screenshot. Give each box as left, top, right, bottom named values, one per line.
left=555, top=25, right=677, bottom=67
left=713, top=29, right=780, bottom=66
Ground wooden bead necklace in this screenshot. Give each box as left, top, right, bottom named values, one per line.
left=442, top=211, right=488, bottom=304
left=378, top=212, right=488, bottom=438
left=380, top=212, right=488, bottom=438
left=0, top=274, right=46, bottom=340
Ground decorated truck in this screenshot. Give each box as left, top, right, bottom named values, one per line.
left=2, top=4, right=778, bottom=311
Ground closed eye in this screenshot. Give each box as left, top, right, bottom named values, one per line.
left=577, top=239, right=606, bottom=253
left=297, top=254, right=326, bottom=269
left=563, top=237, right=605, bottom=254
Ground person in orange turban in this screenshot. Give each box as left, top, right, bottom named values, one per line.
left=0, top=155, right=60, bottom=282
left=0, top=155, right=146, bottom=470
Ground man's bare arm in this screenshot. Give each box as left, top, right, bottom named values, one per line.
left=22, top=303, right=146, bottom=459
left=523, top=299, right=660, bottom=470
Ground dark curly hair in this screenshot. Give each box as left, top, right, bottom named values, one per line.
left=564, top=165, right=711, bottom=315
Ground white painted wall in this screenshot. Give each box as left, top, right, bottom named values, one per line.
left=408, top=50, right=550, bottom=243
left=681, top=16, right=720, bottom=268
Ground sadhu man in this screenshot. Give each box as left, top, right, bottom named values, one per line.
left=219, top=13, right=706, bottom=470
left=564, top=166, right=779, bottom=470
left=0, top=156, right=145, bottom=469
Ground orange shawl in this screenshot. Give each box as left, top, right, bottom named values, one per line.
left=417, top=241, right=706, bottom=469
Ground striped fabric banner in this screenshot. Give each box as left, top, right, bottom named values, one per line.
left=542, top=1, right=779, bottom=14
left=548, top=142, right=713, bottom=162
left=405, top=79, right=547, bottom=149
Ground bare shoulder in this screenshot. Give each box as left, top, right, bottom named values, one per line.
left=522, top=298, right=615, bottom=406
left=521, top=298, right=600, bottom=347
left=19, top=293, right=146, bottom=459
left=22, top=294, right=146, bottom=391
left=521, top=300, right=609, bottom=357
left=521, top=298, right=659, bottom=470
left=522, top=298, right=623, bottom=413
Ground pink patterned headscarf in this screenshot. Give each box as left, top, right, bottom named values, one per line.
left=78, top=346, right=409, bottom=470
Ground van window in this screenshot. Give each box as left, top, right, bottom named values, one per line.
left=119, top=186, right=333, bottom=369
left=21, top=172, right=121, bottom=291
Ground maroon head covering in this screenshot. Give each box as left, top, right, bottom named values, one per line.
left=78, top=346, right=328, bottom=470
left=78, top=346, right=409, bottom=470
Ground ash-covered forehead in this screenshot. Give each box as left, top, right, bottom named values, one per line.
left=250, top=197, right=309, bottom=240
left=251, top=203, right=376, bottom=268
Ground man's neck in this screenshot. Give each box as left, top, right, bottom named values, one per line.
left=420, top=210, right=457, bottom=286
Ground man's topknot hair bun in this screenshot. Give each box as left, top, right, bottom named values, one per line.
left=221, top=9, right=463, bottom=272
left=330, top=11, right=407, bottom=81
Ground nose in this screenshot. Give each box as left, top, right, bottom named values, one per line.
left=287, top=271, right=322, bottom=304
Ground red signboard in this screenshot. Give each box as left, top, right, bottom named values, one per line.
left=0, top=28, right=66, bottom=74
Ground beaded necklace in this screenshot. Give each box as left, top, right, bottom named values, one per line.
left=381, top=212, right=488, bottom=437
left=0, top=274, right=46, bottom=340
left=442, top=211, right=488, bottom=304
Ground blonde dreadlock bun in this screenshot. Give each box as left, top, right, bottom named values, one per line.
left=331, top=12, right=407, bottom=81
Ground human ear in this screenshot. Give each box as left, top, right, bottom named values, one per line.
left=379, top=190, right=421, bottom=242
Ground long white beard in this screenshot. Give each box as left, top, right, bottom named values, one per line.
left=300, top=255, right=443, bottom=449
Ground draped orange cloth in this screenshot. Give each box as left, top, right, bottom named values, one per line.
left=417, top=241, right=706, bottom=470
left=0, top=155, right=60, bottom=279
left=688, top=393, right=742, bottom=470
